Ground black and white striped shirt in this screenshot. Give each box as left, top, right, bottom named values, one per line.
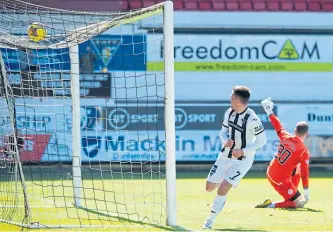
left=220, top=107, right=267, bottom=160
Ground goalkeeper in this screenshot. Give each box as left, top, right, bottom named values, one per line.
left=256, top=98, right=310, bottom=209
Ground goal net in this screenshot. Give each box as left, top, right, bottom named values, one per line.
left=0, top=0, right=175, bottom=228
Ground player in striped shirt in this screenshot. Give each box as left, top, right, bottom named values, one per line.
left=202, top=86, right=267, bottom=229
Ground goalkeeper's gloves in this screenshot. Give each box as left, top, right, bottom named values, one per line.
left=261, top=97, right=274, bottom=115
left=304, top=188, right=309, bottom=202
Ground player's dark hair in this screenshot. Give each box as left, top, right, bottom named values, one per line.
left=296, top=121, right=309, bottom=136
left=232, top=86, right=251, bottom=104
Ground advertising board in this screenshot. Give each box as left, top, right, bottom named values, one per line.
left=147, top=35, right=332, bottom=72
left=278, top=104, right=333, bottom=135
left=1, top=102, right=332, bottom=162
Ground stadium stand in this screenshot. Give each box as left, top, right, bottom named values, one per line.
left=24, top=0, right=333, bottom=12
left=124, top=0, right=333, bottom=11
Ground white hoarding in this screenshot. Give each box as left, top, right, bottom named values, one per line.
left=278, top=104, right=333, bottom=135
left=146, top=34, right=333, bottom=101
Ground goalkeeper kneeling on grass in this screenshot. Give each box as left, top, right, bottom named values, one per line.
left=256, top=97, right=310, bottom=209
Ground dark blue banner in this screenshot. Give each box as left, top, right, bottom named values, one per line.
left=1, top=48, right=70, bottom=71
left=79, top=35, right=146, bottom=72
left=2, top=34, right=147, bottom=72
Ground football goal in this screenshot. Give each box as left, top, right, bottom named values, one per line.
left=0, top=0, right=175, bottom=228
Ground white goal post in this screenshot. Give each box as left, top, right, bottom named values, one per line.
left=163, top=1, right=176, bottom=226
left=0, top=0, right=175, bottom=228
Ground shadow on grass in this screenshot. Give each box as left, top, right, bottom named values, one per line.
left=216, top=228, right=269, bottom=232
left=277, top=207, right=323, bottom=213
left=80, top=207, right=189, bottom=231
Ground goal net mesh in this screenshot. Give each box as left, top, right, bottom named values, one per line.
left=0, top=0, right=168, bottom=228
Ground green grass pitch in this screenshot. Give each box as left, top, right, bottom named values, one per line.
left=0, top=171, right=332, bottom=231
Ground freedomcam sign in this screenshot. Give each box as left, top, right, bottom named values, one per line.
left=147, top=35, right=332, bottom=72
left=161, top=39, right=320, bottom=61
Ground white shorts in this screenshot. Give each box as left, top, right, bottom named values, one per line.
left=206, top=154, right=253, bottom=187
